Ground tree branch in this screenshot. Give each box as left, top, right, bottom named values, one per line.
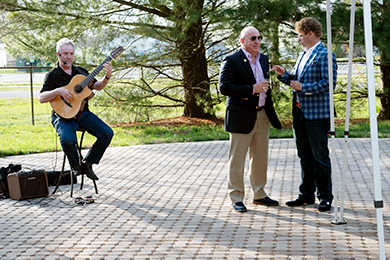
left=111, top=0, right=173, bottom=18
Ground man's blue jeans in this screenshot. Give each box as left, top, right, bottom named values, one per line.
left=52, top=111, right=114, bottom=168
left=292, top=107, right=333, bottom=203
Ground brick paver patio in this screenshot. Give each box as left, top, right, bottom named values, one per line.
left=0, top=138, right=389, bottom=259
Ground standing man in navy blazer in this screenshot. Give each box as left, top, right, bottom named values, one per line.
left=219, top=26, right=282, bottom=212
left=272, top=17, right=337, bottom=212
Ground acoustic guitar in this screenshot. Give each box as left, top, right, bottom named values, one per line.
left=50, top=46, right=124, bottom=119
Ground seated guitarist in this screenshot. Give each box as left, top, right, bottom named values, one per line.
left=39, top=38, right=114, bottom=181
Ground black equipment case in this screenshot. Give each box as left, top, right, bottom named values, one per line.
left=46, top=170, right=77, bottom=186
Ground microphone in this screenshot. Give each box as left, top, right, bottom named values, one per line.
left=59, top=53, right=67, bottom=65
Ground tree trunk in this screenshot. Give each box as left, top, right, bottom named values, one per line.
left=379, top=63, right=390, bottom=119
left=269, top=21, right=281, bottom=92
left=181, top=52, right=213, bottom=118
left=269, top=21, right=281, bottom=67
left=178, top=9, right=214, bottom=119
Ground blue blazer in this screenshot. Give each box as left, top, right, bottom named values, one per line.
left=278, top=42, right=337, bottom=120
left=219, top=49, right=282, bottom=134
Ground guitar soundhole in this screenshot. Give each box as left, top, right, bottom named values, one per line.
left=74, top=84, right=83, bottom=93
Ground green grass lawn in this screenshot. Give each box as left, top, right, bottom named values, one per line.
left=1, top=79, right=389, bottom=157
left=1, top=118, right=390, bottom=158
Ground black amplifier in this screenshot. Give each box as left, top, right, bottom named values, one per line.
left=7, top=169, right=49, bottom=200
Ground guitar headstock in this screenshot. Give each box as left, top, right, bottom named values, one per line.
left=110, top=46, right=124, bottom=59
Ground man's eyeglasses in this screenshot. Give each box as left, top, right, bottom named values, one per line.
left=248, top=36, right=263, bottom=42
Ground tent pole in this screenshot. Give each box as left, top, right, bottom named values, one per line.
left=362, top=0, right=386, bottom=258
left=332, top=0, right=356, bottom=225
left=326, top=0, right=337, bottom=223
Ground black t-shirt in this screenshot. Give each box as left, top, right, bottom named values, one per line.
left=41, top=63, right=97, bottom=112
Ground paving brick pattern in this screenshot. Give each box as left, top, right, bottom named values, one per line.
left=0, top=138, right=389, bottom=259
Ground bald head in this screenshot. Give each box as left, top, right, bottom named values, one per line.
left=240, top=27, right=258, bottom=41
left=239, top=26, right=262, bottom=56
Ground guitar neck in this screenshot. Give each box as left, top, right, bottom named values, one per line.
left=79, top=56, right=113, bottom=88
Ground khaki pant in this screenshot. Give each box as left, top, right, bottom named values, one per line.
left=228, top=110, right=270, bottom=203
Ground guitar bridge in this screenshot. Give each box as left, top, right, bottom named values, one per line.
left=60, top=96, right=73, bottom=108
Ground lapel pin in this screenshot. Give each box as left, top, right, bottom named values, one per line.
left=244, top=59, right=247, bottom=62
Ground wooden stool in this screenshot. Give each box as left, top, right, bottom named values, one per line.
left=52, top=128, right=98, bottom=197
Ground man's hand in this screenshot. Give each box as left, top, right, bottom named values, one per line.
left=270, top=65, right=285, bottom=76
left=291, top=80, right=302, bottom=91
left=91, top=61, right=113, bottom=91
left=253, top=80, right=269, bottom=93
left=103, top=62, right=112, bottom=79
left=58, top=88, right=73, bottom=102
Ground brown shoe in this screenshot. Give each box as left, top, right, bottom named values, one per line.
left=253, top=197, right=279, bottom=206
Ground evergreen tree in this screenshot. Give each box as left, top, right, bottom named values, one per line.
left=0, top=0, right=231, bottom=119
left=332, top=0, right=390, bottom=119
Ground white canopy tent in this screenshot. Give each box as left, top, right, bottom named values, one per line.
left=326, top=0, right=386, bottom=258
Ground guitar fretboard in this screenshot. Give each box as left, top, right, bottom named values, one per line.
left=79, top=55, right=113, bottom=88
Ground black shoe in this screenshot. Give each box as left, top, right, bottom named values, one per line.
left=71, top=165, right=82, bottom=176
left=286, top=197, right=315, bottom=207
left=231, top=202, right=247, bottom=212
left=253, top=196, right=279, bottom=206
left=318, top=200, right=331, bottom=212
left=81, top=162, right=99, bottom=180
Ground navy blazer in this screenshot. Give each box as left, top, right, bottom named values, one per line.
left=219, top=49, right=282, bottom=134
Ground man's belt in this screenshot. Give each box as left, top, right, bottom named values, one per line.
left=52, top=110, right=83, bottom=119
left=294, top=102, right=301, bottom=108
left=256, top=106, right=264, bottom=111
left=73, top=110, right=83, bottom=119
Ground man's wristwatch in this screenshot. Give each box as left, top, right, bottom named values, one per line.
left=105, top=75, right=110, bottom=80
